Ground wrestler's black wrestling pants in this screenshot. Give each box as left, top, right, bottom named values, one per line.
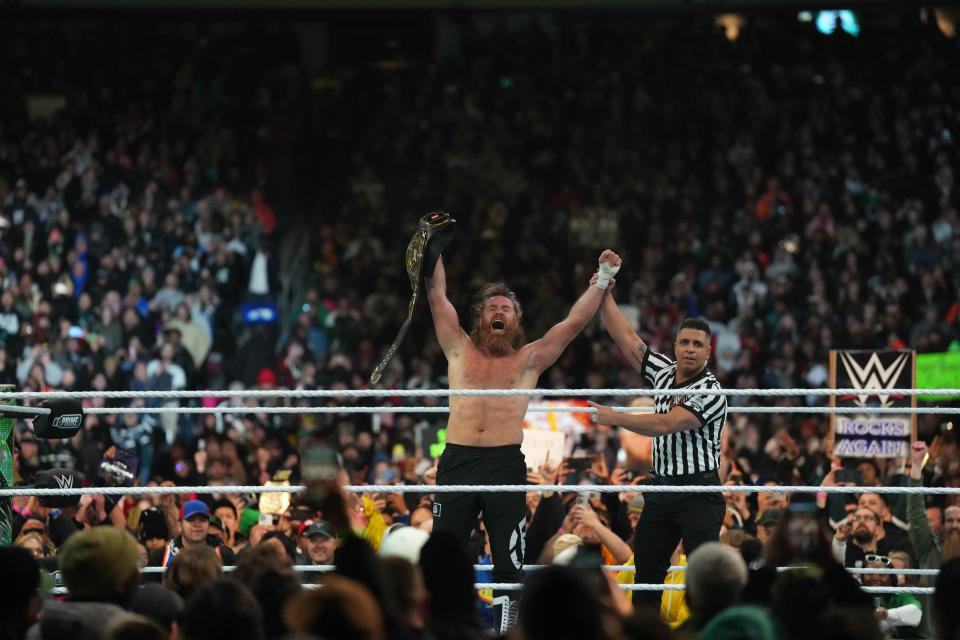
left=433, top=443, right=527, bottom=623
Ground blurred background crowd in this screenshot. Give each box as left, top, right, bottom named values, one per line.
left=2, top=5, right=960, bottom=640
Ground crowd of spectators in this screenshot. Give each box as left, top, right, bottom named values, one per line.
left=5, top=469, right=960, bottom=640
left=2, top=7, right=960, bottom=640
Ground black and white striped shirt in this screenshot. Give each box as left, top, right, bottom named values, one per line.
left=641, top=349, right=727, bottom=477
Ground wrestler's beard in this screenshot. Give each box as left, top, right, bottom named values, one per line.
left=943, top=528, right=960, bottom=562
left=471, top=321, right=525, bottom=356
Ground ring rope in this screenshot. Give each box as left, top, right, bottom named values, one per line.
left=136, top=564, right=941, bottom=576
left=72, top=405, right=960, bottom=415
left=15, top=390, right=953, bottom=602
left=472, top=584, right=934, bottom=594
left=48, top=583, right=935, bottom=595
left=4, top=387, right=958, bottom=401
left=3, top=484, right=958, bottom=497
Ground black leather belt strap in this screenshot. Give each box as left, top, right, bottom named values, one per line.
left=370, top=211, right=456, bottom=384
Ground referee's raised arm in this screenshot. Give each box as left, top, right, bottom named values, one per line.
left=599, top=283, right=649, bottom=373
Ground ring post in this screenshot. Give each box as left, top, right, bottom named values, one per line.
left=0, top=385, right=14, bottom=545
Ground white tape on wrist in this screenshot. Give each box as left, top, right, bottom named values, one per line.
left=595, top=262, right=621, bottom=290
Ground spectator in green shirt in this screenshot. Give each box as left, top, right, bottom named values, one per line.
left=861, top=555, right=922, bottom=636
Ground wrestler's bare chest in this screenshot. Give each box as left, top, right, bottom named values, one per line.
left=455, top=348, right=529, bottom=388
left=445, top=347, right=535, bottom=446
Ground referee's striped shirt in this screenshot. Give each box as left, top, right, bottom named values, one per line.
left=641, top=349, right=728, bottom=477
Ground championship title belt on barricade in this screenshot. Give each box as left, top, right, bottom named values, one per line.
left=370, top=211, right=456, bottom=384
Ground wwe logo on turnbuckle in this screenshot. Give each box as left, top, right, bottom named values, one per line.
left=838, top=351, right=911, bottom=408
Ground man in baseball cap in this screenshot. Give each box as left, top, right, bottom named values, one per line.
left=756, top=508, right=782, bottom=545
left=303, top=520, right=339, bottom=566
left=148, top=500, right=236, bottom=568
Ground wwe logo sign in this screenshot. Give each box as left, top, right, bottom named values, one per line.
left=838, top=351, right=911, bottom=408
left=52, top=474, right=74, bottom=490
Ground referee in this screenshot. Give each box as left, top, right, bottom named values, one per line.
left=588, top=286, right=728, bottom=610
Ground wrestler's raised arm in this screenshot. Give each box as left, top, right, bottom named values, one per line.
left=526, top=250, right=621, bottom=373
left=600, top=279, right=648, bottom=373
left=426, top=257, right=466, bottom=357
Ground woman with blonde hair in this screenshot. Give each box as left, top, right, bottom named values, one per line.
left=14, top=531, right=46, bottom=559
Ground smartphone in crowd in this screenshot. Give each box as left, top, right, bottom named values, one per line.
left=835, top=468, right=863, bottom=485
left=565, top=456, right=593, bottom=472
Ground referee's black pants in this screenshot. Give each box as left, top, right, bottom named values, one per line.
left=631, top=469, right=725, bottom=610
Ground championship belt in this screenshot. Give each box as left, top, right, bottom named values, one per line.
left=370, top=211, right=456, bottom=384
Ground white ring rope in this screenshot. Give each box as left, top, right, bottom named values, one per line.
left=3, top=387, right=959, bottom=401
left=136, top=564, right=941, bottom=576
left=48, top=583, right=935, bottom=595
left=471, top=584, right=935, bottom=593
left=3, top=483, right=958, bottom=497
left=69, top=405, right=959, bottom=415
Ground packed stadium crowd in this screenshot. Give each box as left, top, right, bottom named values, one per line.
left=2, top=7, right=960, bottom=640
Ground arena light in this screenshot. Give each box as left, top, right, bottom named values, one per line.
left=812, top=10, right=861, bottom=37
left=933, top=8, right=956, bottom=38
left=714, top=14, right=745, bottom=41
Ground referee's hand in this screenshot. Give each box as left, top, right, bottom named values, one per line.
left=588, top=401, right=618, bottom=427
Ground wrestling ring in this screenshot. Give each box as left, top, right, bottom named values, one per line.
left=2, top=385, right=959, bottom=598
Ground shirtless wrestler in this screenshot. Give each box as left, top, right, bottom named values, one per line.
left=426, top=249, right=621, bottom=627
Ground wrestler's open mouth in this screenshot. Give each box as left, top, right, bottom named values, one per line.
left=492, top=319, right=505, bottom=330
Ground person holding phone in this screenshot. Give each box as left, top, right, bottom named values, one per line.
left=588, top=282, right=728, bottom=611
left=831, top=504, right=912, bottom=568
left=426, top=249, right=621, bottom=631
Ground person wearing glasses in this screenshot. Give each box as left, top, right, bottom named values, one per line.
left=860, top=554, right=923, bottom=636
left=14, top=531, right=46, bottom=559
left=832, top=506, right=913, bottom=568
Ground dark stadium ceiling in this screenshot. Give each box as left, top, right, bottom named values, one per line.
left=17, top=0, right=936, bottom=9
